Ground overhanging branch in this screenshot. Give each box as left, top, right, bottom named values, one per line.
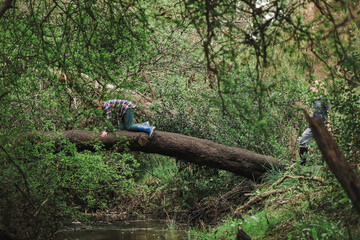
left=304, top=110, right=360, bottom=215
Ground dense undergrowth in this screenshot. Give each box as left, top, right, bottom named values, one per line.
left=1, top=0, right=360, bottom=239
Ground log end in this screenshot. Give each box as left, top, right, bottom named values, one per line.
left=138, top=135, right=149, bottom=146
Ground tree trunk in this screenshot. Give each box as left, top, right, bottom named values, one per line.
left=304, top=110, right=360, bottom=215
left=29, top=130, right=283, bottom=181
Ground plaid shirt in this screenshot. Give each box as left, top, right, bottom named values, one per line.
left=101, top=99, right=136, bottom=126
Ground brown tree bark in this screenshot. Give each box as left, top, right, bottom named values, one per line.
left=29, top=130, right=284, bottom=181
left=304, top=110, right=360, bottom=215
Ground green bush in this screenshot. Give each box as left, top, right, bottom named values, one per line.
left=0, top=134, right=140, bottom=239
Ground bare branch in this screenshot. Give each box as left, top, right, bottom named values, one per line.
left=271, top=174, right=324, bottom=188
left=233, top=187, right=294, bottom=218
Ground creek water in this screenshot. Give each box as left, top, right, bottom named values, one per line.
left=56, top=220, right=189, bottom=240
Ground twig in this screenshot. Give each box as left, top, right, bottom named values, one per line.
left=271, top=175, right=324, bottom=188
left=140, top=70, right=155, bottom=100
left=233, top=187, right=294, bottom=218
left=34, top=199, right=48, bottom=217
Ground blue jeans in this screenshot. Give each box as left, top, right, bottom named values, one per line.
left=119, top=109, right=137, bottom=130
left=299, top=127, right=313, bottom=148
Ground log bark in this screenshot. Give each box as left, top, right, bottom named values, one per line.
left=28, top=130, right=283, bottom=181
left=304, top=110, right=360, bottom=215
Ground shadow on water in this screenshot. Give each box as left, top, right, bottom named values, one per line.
left=56, top=220, right=189, bottom=240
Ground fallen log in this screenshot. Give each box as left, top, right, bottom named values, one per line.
left=28, top=130, right=284, bottom=181
left=304, top=110, right=360, bottom=215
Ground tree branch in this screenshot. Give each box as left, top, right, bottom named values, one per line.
left=304, top=110, right=360, bottom=215
left=233, top=187, right=294, bottom=218
left=271, top=175, right=324, bottom=188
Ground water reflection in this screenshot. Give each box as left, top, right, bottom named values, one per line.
left=56, top=220, right=188, bottom=240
